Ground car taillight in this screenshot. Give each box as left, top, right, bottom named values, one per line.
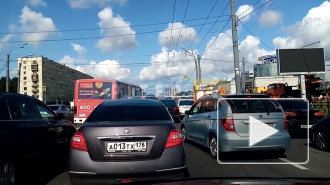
left=284, top=117, right=288, bottom=130
left=165, top=129, right=183, bottom=149
left=70, top=132, right=88, bottom=151
left=220, top=118, right=235, bottom=131
left=314, top=111, right=324, bottom=116
left=174, top=107, right=179, bottom=111
left=284, top=112, right=297, bottom=117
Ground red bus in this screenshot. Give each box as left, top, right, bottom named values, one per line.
left=73, top=79, right=142, bottom=124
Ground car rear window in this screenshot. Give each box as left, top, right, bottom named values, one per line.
left=226, top=99, right=282, bottom=113
left=87, top=105, right=172, bottom=122
left=179, top=100, right=194, bottom=106
left=160, top=100, right=177, bottom=107
left=48, top=106, right=59, bottom=110
left=276, top=100, right=311, bottom=110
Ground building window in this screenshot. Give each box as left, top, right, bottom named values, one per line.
left=24, top=87, right=27, bottom=90
left=23, top=61, right=26, bottom=64
left=24, top=82, right=26, bottom=85
left=23, top=77, right=27, bottom=80
left=23, top=66, right=26, bottom=69
left=23, top=71, right=26, bottom=75
left=24, top=92, right=27, bottom=95
left=33, top=61, right=37, bottom=64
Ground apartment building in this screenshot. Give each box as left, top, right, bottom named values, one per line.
left=18, top=56, right=93, bottom=102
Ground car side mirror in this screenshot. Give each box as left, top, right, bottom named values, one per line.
left=57, top=113, right=66, bottom=120
left=185, top=110, right=190, bottom=115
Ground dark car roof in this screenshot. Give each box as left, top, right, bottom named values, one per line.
left=0, top=91, right=42, bottom=102
left=221, top=94, right=270, bottom=98
left=101, top=98, right=162, bottom=106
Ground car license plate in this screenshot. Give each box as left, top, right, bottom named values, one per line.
left=301, top=125, right=312, bottom=128
left=107, top=142, right=147, bottom=153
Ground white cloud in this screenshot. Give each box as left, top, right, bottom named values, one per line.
left=236, top=5, right=254, bottom=22
left=95, top=7, right=138, bottom=52
left=203, top=29, right=275, bottom=78
left=273, top=1, right=330, bottom=59
left=68, top=0, right=126, bottom=9
left=58, top=55, right=76, bottom=66
left=158, top=22, right=197, bottom=47
left=259, top=10, right=282, bottom=27
left=0, top=34, right=13, bottom=49
left=16, top=6, right=56, bottom=46
left=139, top=47, right=196, bottom=81
left=71, top=43, right=87, bottom=55
left=75, top=60, right=130, bottom=79
left=28, top=0, right=47, bottom=7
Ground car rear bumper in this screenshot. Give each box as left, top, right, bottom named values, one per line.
left=67, top=144, right=186, bottom=177
left=68, top=167, right=188, bottom=185
left=219, top=132, right=291, bottom=152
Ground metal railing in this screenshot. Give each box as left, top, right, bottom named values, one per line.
left=311, top=100, right=330, bottom=117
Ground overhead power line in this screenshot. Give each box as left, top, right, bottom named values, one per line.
left=0, top=20, right=229, bottom=44
left=196, top=0, right=230, bottom=50
left=239, top=0, right=272, bottom=20
left=168, top=0, right=177, bottom=51
left=0, top=15, right=230, bottom=36
left=236, top=0, right=261, bottom=18
left=239, top=0, right=277, bottom=39
left=237, top=18, right=274, bottom=50
left=187, top=0, right=219, bottom=50
left=174, top=0, right=190, bottom=51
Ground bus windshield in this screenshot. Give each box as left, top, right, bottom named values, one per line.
left=78, top=82, right=112, bottom=99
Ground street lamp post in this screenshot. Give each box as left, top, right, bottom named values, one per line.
left=180, top=45, right=201, bottom=86
left=18, top=53, right=35, bottom=93
left=6, top=43, right=28, bottom=92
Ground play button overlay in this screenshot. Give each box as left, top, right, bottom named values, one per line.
left=249, top=116, right=279, bottom=146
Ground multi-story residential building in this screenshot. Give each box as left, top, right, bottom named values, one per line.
left=18, top=56, right=93, bottom=103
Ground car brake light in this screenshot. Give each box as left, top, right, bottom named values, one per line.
left=246, top=95, right=252, bottom=98
left=314, top=111, right=324, bottom=116
left=284, top=117, right=288, bottom=130
left=285, top=112, right=297, bottom=117
left=174, top=106, right=179, bottom=111
left=220, top=117, right=235, bottom=131
left=165, top=129, right=183, bottom=149
left=70, top=132, right=88, bottom=151
left=121, top=179, right=133, bottom=183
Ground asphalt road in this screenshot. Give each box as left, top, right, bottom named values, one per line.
left=41, top=124, right=330, bottom=185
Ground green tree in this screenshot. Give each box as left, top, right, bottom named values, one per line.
left=0, top=76, right=18, bottom=92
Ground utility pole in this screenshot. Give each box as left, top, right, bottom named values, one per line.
left=242, top=57, right=245, bottom=94
left=197, top=54, right=201, bottom=86
left=230, top=0, right=241, bottom=94
left=6, top=54, right=10, bottom=92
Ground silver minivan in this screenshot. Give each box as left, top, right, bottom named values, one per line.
left=181, top=94, right=291, bottom=159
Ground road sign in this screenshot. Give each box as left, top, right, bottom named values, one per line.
left=183, top=75, right=189, bottom=81
left=42, top=86, right=46, bottom=91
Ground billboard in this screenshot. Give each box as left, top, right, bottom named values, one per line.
left=277, top=48, right=325, bottom=75
left=78, top=82, right=112, bottom=99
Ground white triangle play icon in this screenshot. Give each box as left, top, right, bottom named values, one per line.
left=249, top=116, right=279, bottom=146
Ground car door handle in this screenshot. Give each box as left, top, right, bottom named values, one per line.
left=206, top=115, right=211, bottom=118
left=193, top=116, right=197, bottom=119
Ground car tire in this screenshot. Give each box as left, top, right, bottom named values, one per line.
left=314, top=129, right=329, bottom=151
left=181, top=126, right=188, bottom=143
left=209, top=135, right=217, bottom=159
left=0, top=161, right=16, bottom=185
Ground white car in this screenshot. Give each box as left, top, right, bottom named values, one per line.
left=177, top=99, right=194, bottom=118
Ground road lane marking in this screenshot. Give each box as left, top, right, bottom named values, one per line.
left=279, top=158, right=309, bottom=170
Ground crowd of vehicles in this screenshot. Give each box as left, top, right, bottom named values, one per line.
left=1, top=77, right=330, bottom=184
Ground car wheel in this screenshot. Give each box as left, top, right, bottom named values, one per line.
left=209, top=135, right=217, bottom=159
left=314, top=129, right=329, bottom=151
left=0, top=162, right=15, bottom=185
left=181, top=127, right=188, bottom=142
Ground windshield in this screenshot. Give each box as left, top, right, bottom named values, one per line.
left=160, top=100, right=177, bottom=107
left=48, top=106, right=59, bottom=111
left=87, top=105, right=171, bottom=122
left=4, top=0, right=330, bottom=184
left=179, top=100, right=194, bottom=106
left=276, top=100, right=313, bottom=110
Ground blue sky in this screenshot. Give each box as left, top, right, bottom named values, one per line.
left=0, top=0, right=329, bottom=94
